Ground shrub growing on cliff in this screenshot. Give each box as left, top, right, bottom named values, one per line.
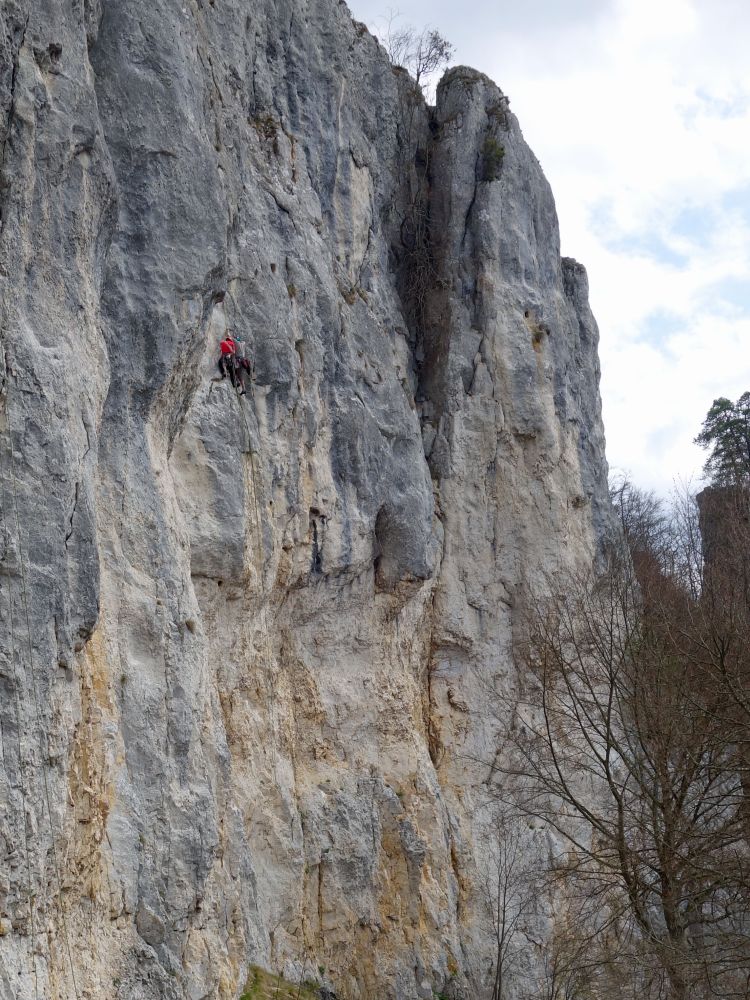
left=481, top=136, right=505, bottom=182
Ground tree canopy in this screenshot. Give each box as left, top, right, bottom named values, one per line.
left=695, top=391, right=750, bottom=486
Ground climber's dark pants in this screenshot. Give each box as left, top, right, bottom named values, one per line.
left=218, top=355, right=241, bottom=389
left=236, top=358, right=252, bottom=390
left=218, top=355, right=250, bottom=392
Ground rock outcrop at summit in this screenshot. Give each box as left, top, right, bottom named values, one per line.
left=0, top=1, right=611, bottom=997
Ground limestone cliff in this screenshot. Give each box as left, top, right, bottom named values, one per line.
left=0, top=1, right=611, bottom=998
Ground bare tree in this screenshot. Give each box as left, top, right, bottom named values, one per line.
left=382, top=13, right=453, bottom=94
left=620, top=477, right=750, bottom=842
left=520, top=915, right=611, bottom=1000
left=610, top=475, right=670, bottom=568
left=480, top=807, right=538, bottom=1000
left=665, top=479, right=704, bottom=600
left=609, top=475, right=702, bottom=596
left=491, top=550, right=750, bottom=1000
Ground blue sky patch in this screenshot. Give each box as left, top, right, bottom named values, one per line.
left=638, top=310, right=685, bottom=347
left=647, top=420, right=684, bottom=459
left=698, top=276, right=750, bottom=314
left=694, top=88, right=749, bottom=120
left=720, top=186, right=750, bottom=222
left=589, top=201, right=690, bottom=266
left=671, top=203, right=716, bottom=243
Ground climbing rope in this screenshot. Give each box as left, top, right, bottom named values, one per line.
left=1, top=375, right=81, bottom=1000
left=0, top=378, right=39, bottom=1000
left=232, top=379, right=280, bottom=775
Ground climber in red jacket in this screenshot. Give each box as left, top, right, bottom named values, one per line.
left=218, top=335, right=236, bottom=368
left=217, top=335, right=246, bottom=395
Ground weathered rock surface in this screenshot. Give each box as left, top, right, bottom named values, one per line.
left=0, top=2, right=611, bottom=998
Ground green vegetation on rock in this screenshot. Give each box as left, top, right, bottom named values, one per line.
left=241, top=965, right=321, bottom=1000
left=481, top=136, right=505, bottom=181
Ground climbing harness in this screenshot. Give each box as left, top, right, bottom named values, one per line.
left=1, top=367, right=81, bottom=1000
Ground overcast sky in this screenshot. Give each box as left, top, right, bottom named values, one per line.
left=348, top=0, right=750, bottom=495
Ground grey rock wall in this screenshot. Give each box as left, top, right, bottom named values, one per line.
left=0, top=2, right=612, bottom=998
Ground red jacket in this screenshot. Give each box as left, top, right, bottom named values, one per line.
left=220, top=337, right=236, bottom=355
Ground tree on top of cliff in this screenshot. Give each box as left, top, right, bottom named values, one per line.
left=381, top=15, right=453, bottom=95
left=695, top=391, right=750, bottom=487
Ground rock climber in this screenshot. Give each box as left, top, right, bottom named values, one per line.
left=217, top=334, right=246, bottom=395
left=234, top=339, right=253, bottom=385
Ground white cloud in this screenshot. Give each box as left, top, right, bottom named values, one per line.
left=350, top=0, right=750, bottom=493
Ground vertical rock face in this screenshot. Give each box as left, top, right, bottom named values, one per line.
left=0, top=2, right=611, bottom=999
